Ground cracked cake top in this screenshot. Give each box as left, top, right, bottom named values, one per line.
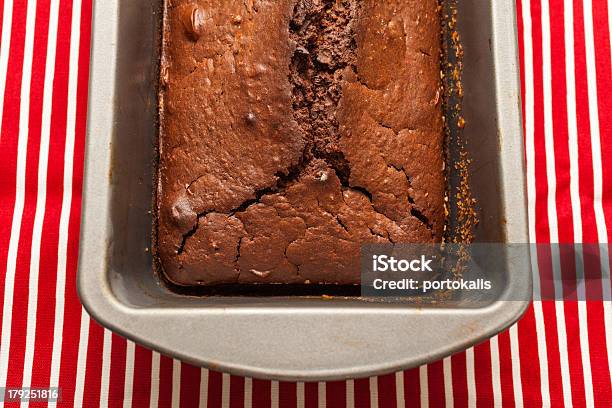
left=156, top=0, right=444, bottom=286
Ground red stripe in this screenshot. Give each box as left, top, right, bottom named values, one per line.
left=252, top=378, right=271, bottom=408
left=278, top=381, right=297, bottom=408
left=108, top=335, right=127, bottom=406
left=536, top=241, right=555, bottom=300
left=581, top=252, right=602, bottom=303
left=402, top=368, right=419, bottom=408
left=426, top=362, right=444, bottom=408
left=563, top=301, right=587, bottom=407
left=179, top=362, right=201, bottom=408
left=496, top=331, right=515, bottom=408
left=591, top=0, right=612, bottom=244
left=0, top=0, right=4, bottom=44
left=540, top=301, right=564, bottom=406
left=131, top=346, right=152, bottom=408
left=377, top=374, right=396, bottom=408
left=304, top=382, right=318, bottom=408
left=353, top=378, right=370, bottom=408
left=326, top=380, right=346, bottom=408
left=228, top=375, right=244, bottom=408
left=559, top=246, right=578, bottom=300
left=517, top=305, right=542, bottom=406
left=82, top=322, right=104, bottom=406
left=157, top=355, right=174, bottom=408
left=585, top=301, right=612, bottom=407
left=451, top=353, right=467, bottom=408
left=583, top=245, right=604, bottom=300
left=0, top=0, right=27, bottom=349
left=206, top=371, right=223, bottom=408
left=473, top=341, right=493, bottom=408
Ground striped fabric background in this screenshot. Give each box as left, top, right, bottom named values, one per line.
left=0, top=0, right=610, bottom=406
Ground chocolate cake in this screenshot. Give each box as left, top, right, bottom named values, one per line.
left=157, top=0, right=445, bottom=286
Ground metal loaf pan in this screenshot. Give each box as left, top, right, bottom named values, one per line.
left=78, top=0, right=530, bottom=381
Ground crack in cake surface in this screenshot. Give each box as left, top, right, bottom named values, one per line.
left=288, top=0, right=362, bottom=184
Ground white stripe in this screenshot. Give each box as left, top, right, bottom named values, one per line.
left=442, top=357, right=453, bottom=408
left=0, top=0, right=14, bottom=133
left=7, top=1, right=38, bottom=406
left=149, top=351, right=161, bottom=408
left=541, top=0, right=559, bottom=246
left=395, top=372, right=405, bottom=408
left=509, top=324, right=524, bottom=408
left=271, top=381, right=279, bottom=408
left=583, top=0, right=612, bottom=385
left=369, top=377, right=378, bottom=408
left=199, top=369, right=209, bottom=408
left=419, top=366, right=428, bottom=408
left=345, top=380, right=355, bottom=408
left=318, top=382, right=327, bottom=408
left=221, top=373, right=230, bottom=408
left=489, top=337, right=502, bottom=408
left=99, top=329, right=112, bottom=408
left=123, top=341, right=135, bottom=408
left=73, top=309, right=90, bottom=408
left=244, top=377, right=253, bottom=408
left=465, top=348, right=476, bottom=408
left=296, top=382, right=305, bottom=408
left=171, top=359, right=181, bottom=408
left=0, top=0, right=37, bottom=399
left=44, top=0, right=63, bottom=393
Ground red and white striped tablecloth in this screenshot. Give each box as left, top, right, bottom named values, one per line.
left=0, top=0, right=611, bottom=406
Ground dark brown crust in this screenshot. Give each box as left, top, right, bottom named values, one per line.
left=157, top=0, right=445, bottom=286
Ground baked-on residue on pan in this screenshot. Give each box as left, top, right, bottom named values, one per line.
left=156, top=0, right=446, bottom=286
left=441, top=0, right=478, bottom=244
